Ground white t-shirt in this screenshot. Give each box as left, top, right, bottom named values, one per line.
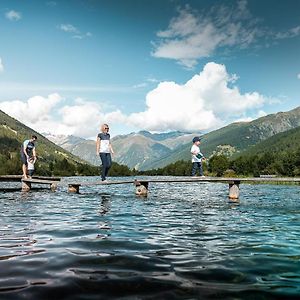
left=98, top=132, right=111, bottom=153
left=191, top=144, right=203, bottom=162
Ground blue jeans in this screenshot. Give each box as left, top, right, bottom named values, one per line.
left=99, top=153, right=112, bottom=181
left=191, top=162, right=203, bottom=176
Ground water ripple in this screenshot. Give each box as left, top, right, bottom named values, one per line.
left=0, top=177, right=299, bottom=299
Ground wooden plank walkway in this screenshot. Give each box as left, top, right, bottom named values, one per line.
left=67, top=176, right=300, bottom=199
left=130, top=177, right=300, bottom=183
left=67, top=180, right=135, bottom=193
left=1, top=175, right=299, bottom=199
left=21, top=178, right=61, bottom=192
left=0, top=175, right=61, bottom=181
left=0, top=175, right=61, bottom=191
left=0, top=175, right=23, bottom=181
left=21, top=178, right=59, bottom=192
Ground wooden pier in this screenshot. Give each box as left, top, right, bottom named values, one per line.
left=67, top=180, right=135, bottom=193
left=1, top=175, right=299, bottom=199
left=21, top=178, right=60, bottom=192
left=0, top=175, right=61, bottom=181
left=0, top=175, right=61, bottom=192
left=67, top=176, right=300, bottom=200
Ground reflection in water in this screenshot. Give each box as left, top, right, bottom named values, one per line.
left=0, top=178, right=299, bottom=299
left=229, top=199, right=240, bottom=208
left=98, top=193, right=111, bottom=215
left=96, top=193, right=112, bottom=239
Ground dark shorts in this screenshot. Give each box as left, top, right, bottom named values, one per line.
left=20, top=152, right=27, bottom=165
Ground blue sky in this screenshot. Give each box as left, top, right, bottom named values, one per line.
left=0, top=0, right=299, bottom=139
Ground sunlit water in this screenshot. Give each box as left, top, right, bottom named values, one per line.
left=0, top=176, right=299, bottom=299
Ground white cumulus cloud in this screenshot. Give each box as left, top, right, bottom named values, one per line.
left=5, top=10, right=22, bottom=21
left=0, top=94, right=124, bottom=138
left=0, top=63, right=271, bottom=137
left=59, top=100, right=103, bottom=137
left=127, top=62, right=265, bottom=132
left=0, top=93, right=63, bottom=131
left=58, top=99, right=128, bottom=137
left=297, top=73, right=300, bottom=79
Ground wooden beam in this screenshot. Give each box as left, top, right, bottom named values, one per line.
left=21, top=178, right=59, bottom=192
left=0, top=175, right=23, bottom=182
left=33, top=176, right=61, bottom=181
left=0, top=175, right=61, bottom=182
left=64, top=176, right=300, bottom=198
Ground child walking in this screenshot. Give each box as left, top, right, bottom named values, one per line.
left=191, top=136, right=205, bottom=177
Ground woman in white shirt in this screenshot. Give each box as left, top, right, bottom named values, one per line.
left=96, top=124, right=114, bottom=182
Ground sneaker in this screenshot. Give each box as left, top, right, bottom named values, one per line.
left=102, top=180, right=108, bottom=183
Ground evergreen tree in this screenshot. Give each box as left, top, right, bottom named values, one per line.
left=208, top=155, right=229, bottom=176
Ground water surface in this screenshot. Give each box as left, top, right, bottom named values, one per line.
left=0, top=176, right=299, bottom=299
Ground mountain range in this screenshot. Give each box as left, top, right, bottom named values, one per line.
left=45, top=131, right=199, bottom=170
left=44, top=133, right=99, bottom=165
left=152, top=105, right=300, bottom=170
left=45, top=106, right=300, bottom=171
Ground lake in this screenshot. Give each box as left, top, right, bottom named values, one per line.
left=0, top=176, right=299, bottom=299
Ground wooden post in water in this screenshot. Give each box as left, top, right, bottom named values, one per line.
left=22, top=180, right=31, bottom=192
left=68, top=184, right=80, bottom=193
left=229, top=180, right=240, bottom=200
left=50, top=183, right=57, bottom=192
left=135, top=180, right=149, bottom=196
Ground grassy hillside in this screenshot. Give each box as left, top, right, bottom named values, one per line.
left=239, top=126, right=300, bottom=156
left=147, top=106, right=300, bottom=169
left=230, top=126, right=300, bottom=176
left=146, top=121, right=263, bottom=170
left=0, top=110, right=132, bottom=176
left=141, top=126, right=300, bottom=177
